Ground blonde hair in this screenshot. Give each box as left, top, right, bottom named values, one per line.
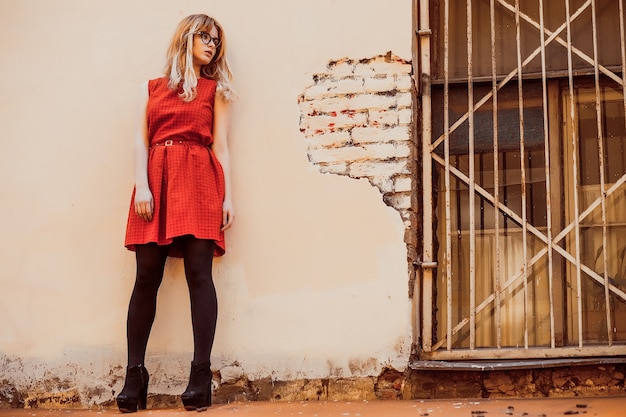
left=164, top=14, right=237, bottom=102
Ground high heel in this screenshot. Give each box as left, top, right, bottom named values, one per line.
left=181, top=361, right=212, bottom=411
left=116, top=364, right=149, bottom=413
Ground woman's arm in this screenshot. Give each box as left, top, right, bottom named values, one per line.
left=212, top=94, right=234, bottom=230
left=133, top=81, right=154, bottom=222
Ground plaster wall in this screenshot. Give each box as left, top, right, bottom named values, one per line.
left=0, top=0, right=413, bottom=405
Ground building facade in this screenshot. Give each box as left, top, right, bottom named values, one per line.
left=1, top=0, right=625, bottom=408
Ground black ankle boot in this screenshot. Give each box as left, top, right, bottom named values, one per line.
left=181, top=361, right=212, bottom=411
left=117, top=364, right=149, bottom=413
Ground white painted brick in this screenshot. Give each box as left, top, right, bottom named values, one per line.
left=352, top=126, right=410, bottom=144
left=304, top=78, right=365, bottom=99
left=397, top=92, right=413, bottom=108
left=363, top=76, right=396, bottom=93
left=331, top=77, right=365, bottom=95
left=360, top=143, right=398, bottom=159
left=394, top=176, right=413, bottom=192
left=318, top=162, right=348, bottom=175
left=301, top=113, right=365, bottom=132
left=347, top=94, right=397, bottom=111
left=398, top=108, right=413, bottom=125
left=349, top=160, right=409, bottom=177
left=302, top=96, right=351, bottom=114
left=308, top=146, right=368, bottom=164
left=327, top=61, right=355, bottom=77
left=354, top=61, right=412, bottom=77
left=369, top=109, right=399, bottom=126
left=304, top=83, right=334, bottom=100
left=369, top=176, right=394, bottom=194
left=391, top=143, right=411, bottom=158
left=396, top=74, right=414, bottom=91
left=306, top=131, right=352, bottom=148
left=389, top=194, right=412, bottom=210
left=300, top=115, right=334, bottom=133
left=299, top=99, right=315, bottom=115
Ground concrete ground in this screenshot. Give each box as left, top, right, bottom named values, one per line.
left=2, top=397, right=626, bottom=417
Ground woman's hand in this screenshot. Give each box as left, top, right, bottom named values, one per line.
left=221, top=199, right=234, bottom=231
left=134, top=186, right=154, bottom=222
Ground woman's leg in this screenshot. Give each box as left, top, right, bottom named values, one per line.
left=179, top=236, right=217, bottom=411
left=118, top=243, right=168, bottom=412
left=126, top=243, right=169, bottom=367
left=179, top=237, right=218, bottom=364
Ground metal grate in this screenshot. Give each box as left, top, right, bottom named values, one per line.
left=416, top=0, right=626, bottom=359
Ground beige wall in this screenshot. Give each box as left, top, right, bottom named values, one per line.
left=0, top=0, right=413, bottom=404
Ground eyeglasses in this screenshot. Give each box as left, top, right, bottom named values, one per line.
left=195, top=31, right=221, bottom=48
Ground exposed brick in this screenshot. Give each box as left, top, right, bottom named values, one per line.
left=396, top=74, right=414, bottom=91
left=306, top=131, right=352, bottom=148
left=347, top=94, right=397, bottom=111
left=299, top=53, right=415, bottom=226
left=398, top=108, right=413, bottom=125
left=303, top=78, right=365, bottom=100
left=397, top=92, right=413, bottom=108
left=369, top=109, right=399, bottom=127
left=308, top=146, right=369, bottom=164
left=301, top=97, right=352, bottom=114
left=301, top=113, right=366, bottom=133
left=385, top=194, right=412, bottom=210
left=352, top=126, right=410, bottom=144
left=327, top=59, right=356, bottom=77
left=318, top=162, right=348, bottom=175
left=369, top=176, right=394, bottom=194
left=354, top=61, right=412, bottom=77
left=349, top=160, right=409, bottom=178
left=363, top=76, right=397, bottom=93
left=394, top=176, right=412, bottom=192
left=334, top=77, right=368, bottom=95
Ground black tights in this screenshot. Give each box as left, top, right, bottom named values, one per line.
left=126, top=237, right=218, bottom=367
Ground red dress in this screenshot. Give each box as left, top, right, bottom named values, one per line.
left=125, top=77, right=225, bottom=257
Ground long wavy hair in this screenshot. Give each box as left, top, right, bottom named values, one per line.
left=164, top=14, right=237, bottom=102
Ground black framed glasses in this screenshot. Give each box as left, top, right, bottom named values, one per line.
left=195, top=31, right=221, bottom=48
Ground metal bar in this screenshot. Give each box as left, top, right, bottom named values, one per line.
left=421, top=346, right=626, bottom=361
left=418, top=0, right=434, bottom=353
left=432, top=245, right=550, bottom=351
left=428, top=168, right=626, bottom=351
left=432, top=234, right=626, bottom=351
left=564, top=0, right=584, bottom=348
left=430, top=23, right=570, bottom=153
left=411, top=357, right=626, bottom=370
left=590, top=0, right=613, bottom=346
left=539, top=0, right=557, bottom=349
left=431, top=211, right=626, bottom=351
left=489, top=0, right=502, bottom=350
left=496, top=0, right=623, bottom=86
left=621, top=0, right=626, bottom=125
left=444, top=0, right=453, bottom=352
left=553, top=173, right=626, bottom=244
left=430, top=0, right=621, bottom=154
left=427, top=0, right=626, bottom=355
left=466, top=0, right=477, bottom=351
left=514, top=0, right=530, bottom=350
left=432, top=153, right=626, bottom=290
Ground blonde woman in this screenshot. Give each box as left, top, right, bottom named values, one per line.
left=118, top=14, right=236, bottom=413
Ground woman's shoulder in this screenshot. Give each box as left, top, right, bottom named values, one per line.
left=148, top=77, right=168, bottom=87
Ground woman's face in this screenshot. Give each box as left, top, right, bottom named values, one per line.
left=192, top=25, right=220, bottom=75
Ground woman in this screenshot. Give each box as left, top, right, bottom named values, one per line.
left=117, top=14, right=236, bottom=413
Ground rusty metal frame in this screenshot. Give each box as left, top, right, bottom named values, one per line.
left=417, top=0, right=626, bottom=359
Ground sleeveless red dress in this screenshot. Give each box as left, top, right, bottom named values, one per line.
left=124, top=77, right=226, bottom=257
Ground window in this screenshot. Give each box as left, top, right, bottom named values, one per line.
left=417, top=0, right=626, bottom=358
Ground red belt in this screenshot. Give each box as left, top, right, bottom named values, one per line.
left=150, top=140, right=205, bottom=149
